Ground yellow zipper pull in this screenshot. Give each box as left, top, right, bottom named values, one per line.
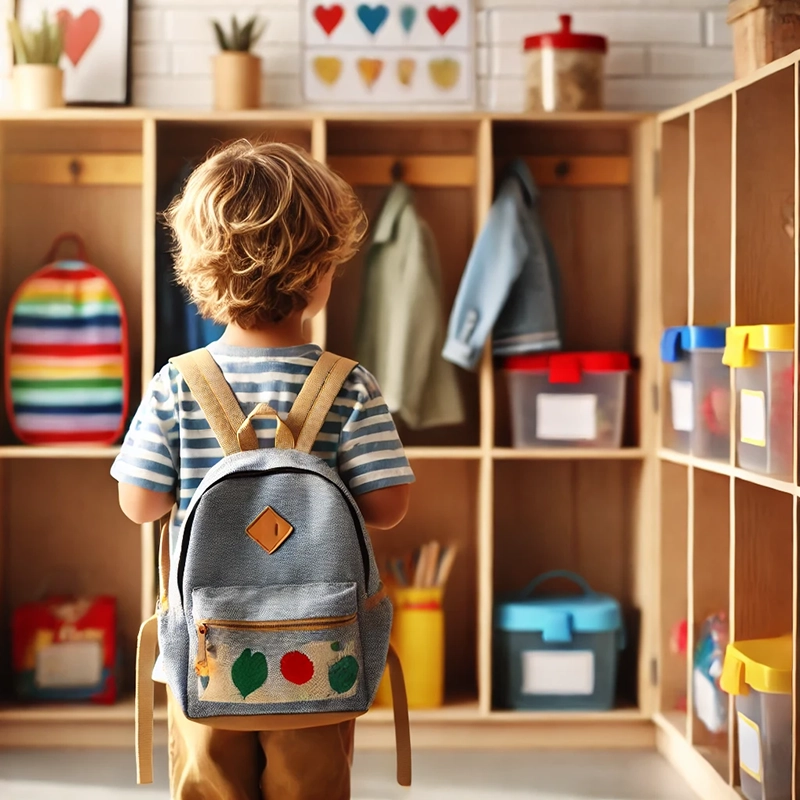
left=195, top=623, right=209, bottom=676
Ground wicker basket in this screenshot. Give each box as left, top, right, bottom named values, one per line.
left=727, top=0, right=800, bottom=78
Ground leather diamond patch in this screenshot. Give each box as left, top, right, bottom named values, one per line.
left=246, top=506, right=294, bottom=554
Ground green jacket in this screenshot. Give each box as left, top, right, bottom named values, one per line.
left=356, top=183, right=465, bottom=430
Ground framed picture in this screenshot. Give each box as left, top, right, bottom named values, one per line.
left=15, top=0, right=132, bottom=105
left=302, top=1, right=475, bottom=108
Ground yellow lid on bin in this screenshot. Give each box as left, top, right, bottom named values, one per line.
left=723, top=324, right=794, bottom=368
left=720, top=634, right=793, bottom=696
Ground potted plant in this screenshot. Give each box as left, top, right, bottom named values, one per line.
left=211, top=15, right=265, bottom=111
left=8, top=13, right=65, bottom=110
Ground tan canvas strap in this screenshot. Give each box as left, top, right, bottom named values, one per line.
left=170, top=350, right=293, bottom=454
left=158, top=514, right=170, bottom=610
left=171, top=350, right=252, bottom=455
left=286, top=352, right=358, bottom=454
left=387, top=644, right=412, bottom=786
left=135, top=614, right=159, bottom=785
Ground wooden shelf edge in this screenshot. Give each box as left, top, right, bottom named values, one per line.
left=494, top=447, right=646, bottom=460
left=658, top=448, right=730, bottom=475
left=0, top=446, right=121, bottom=459
left=0, top=702, right=655, bottom=750
left=732, top=467, right=796, bottom=495
left=655, top=714, right=742, bottom=800
left=404, top=447, right=482, bottom=460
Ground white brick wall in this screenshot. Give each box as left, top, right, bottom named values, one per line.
left=131, top=0, right=735, bottom=111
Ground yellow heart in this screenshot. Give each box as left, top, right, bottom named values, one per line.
left=313, top=56, right=342, bottom=86
left=357, top=58, right=384, bottom=89
left=397, top=58, right=415, bottom=87
left=429, top=58, right=459, bottom=90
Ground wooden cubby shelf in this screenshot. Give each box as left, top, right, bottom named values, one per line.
left=0, top=51, right=799, bottom=799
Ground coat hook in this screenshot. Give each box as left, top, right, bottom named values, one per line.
left=68, top=158, right=83, bottom=181
left=555, top=160, right=570, bottom=178
left=390, top=160, right=404, bottom=183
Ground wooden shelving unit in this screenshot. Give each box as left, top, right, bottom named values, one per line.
left=0, top=54, right=796, bottom=799
left=654, top=52, right=800, bottom=800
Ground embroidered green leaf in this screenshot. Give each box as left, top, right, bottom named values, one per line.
left=329, top=655, right=359, bottom=694
left=331, top=641, right=341, bottom=652
left=232, top=649, right=267, bottom=698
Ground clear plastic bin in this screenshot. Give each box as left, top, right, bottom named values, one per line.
left=723, top=325, right=794, bottom=480
left=504, top=352, right=630, bottom=449
left=493, top=572, right=624, bottom=711
left=660, top=326, right=729, bottom=460
left=721, top=635, right=793, bottom=800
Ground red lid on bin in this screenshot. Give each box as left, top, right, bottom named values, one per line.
left=524, top=15, right=608, bottom=53
left=505, top=352, right=631, bottom=383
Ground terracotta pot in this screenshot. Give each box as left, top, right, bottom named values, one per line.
left=213, top=52, right=261, bottom=111
left=13, top=64, right=64, bottom=110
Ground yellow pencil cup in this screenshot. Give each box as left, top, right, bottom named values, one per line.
left=375, top=587, right=444, bottom=709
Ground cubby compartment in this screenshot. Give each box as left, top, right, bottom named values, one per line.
left=689, top=469, right=730, bottom=777
left=659, top=460, right=688, bottom=731
left=693, top=98, right=732, bottom=328
left=0, top=120, right=145, bottom=447
left=734, top=68, right=795, bottom=329
left=659, top=115, right=690, bottom=453
left=492, top=459, right=641, bottom=711
left=153, top=119, right=315, bottom=372
left=372, top=458, right=479, bottom=706
left=0, top=459, right=141, bottom=701
left=490, top=120, right=640, bottom=450
left=324, top=120, right=481, bottom=449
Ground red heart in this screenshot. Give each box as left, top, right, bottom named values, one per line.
left=56, top=8, right=101, bottom=67
left=427, top=5, right=459, bottom=37
left=314, top=4, right=344, bottom=36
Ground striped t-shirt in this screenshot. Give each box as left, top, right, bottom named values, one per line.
left=111, top=342, right=415, bottom=553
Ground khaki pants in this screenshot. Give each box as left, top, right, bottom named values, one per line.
left=167, top=689, right=355, bottom=800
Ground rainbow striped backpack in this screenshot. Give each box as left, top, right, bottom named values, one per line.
left=4, top=234, right=129, bottom=446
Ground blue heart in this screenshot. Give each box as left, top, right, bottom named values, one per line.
left=399, top=5, right=417, bottom=33
left=200, top=675, right=209, bottom=690
left=357, top=4, right=389, bottom=35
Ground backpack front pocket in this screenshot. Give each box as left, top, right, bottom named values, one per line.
left=189, top=583, right=363, bottom=708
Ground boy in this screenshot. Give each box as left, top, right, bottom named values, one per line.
left=111, top=140, right=414, bottom=800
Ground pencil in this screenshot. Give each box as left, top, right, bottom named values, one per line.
left=424, top=541, right=440, bottom=588
left=435, top=545, right=457, bottom=590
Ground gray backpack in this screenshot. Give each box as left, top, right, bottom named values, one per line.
left=135, top=348, right=411, bottom=786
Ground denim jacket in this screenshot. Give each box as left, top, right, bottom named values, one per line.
left=442, top=159, right=563, bottom=370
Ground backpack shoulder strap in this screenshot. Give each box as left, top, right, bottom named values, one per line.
left=286, top=351, right=358, bottom=454
left=170, top=349, right=258, bottom=455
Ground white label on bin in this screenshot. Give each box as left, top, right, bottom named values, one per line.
left=670, top=380, right=694, bottom=432
left=536, top=394, right=597, bottom=441
left=693, top=668, right=724, bottom=734
left=35, top=641, right=103, bottom=688
left=740, top=390, right=766, bottom=447
left=520, top=650, right=595, bottom=695
left=738, top=712, right=763, bottom=782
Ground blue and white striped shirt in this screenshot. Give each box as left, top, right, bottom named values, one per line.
left=111, top=342, right=415, bottom=552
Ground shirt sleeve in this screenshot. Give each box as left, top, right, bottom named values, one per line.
left=110, top=366, right=180, bottom=493
left=442, top=185, right=528, bottom=370
left=337, top=366, right=415, bottom=497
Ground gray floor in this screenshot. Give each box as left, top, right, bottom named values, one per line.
left=0, top=748, right=699, bottom=799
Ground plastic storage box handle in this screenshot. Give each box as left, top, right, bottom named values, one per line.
left=520, top=570, right=594, bottom=599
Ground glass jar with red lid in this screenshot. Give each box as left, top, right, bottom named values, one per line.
left=523, top=15, right=607, bottom=112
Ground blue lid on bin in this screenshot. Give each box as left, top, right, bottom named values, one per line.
left=494, top=571, right=623, bottom=644
left=660, top=326, right=727, bottom=362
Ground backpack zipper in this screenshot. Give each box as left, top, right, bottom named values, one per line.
left=195, top=613, right=357, bottom=672
left=177, top=467, right=372, bottom=605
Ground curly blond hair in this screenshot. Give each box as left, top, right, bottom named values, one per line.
left=164, top=139, right=366, bottom=328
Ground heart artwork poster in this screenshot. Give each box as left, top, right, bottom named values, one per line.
left=16, top=0, right=131, bottom=104
left=302, top=1, right=474, bottom=107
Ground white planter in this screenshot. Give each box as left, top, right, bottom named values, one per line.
left=13, top=64, right=64, bottom=110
